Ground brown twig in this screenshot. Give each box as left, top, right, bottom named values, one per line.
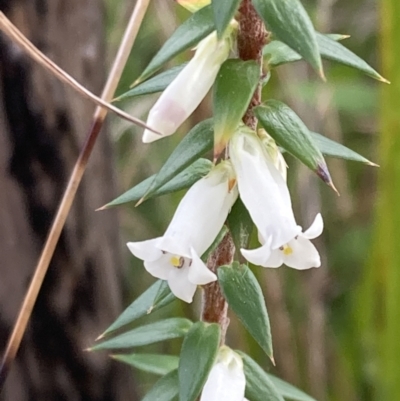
left=0, top=11, right=158, bottom=133
left=202, top=233, right=235, bottom=344
left=0, top=0, right=151, bottom=388
left=201, top=0, right=267, bottom=343
left=237, top=0, right=267, bottom=129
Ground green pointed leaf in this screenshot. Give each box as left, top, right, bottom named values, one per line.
left=252, top=0, right=323, bottom=76
left=254, top=101, right=335, bottom=189
left=268, top=375, right=317, bottom=401
left=213, top=59, right=259, bottom=157
left=264, top=33, right=343, bottom=67
left=112, top=353, right=179, bottom=376
left=218, top=263, right=273, bottom=358
left=137, top=5, right=215, bottom=83
left=100, top=280, right=175, bottom=337
left=92, top=318, right=192, bottom=351
left=310, top=131, right=376, bottom=165
left=264, top=33, right=387, bottom=82
left=212, top=0, right=241, bottom=38
left=315, top=33, right=388, bottom=82
left=178, top=322, right=221, bottom=401
left=237, top=352, right=284, bottom=401
left=142, top=119, right=214, bottom=202
left=263, top=40, right=301, bottom=67
left=142, top=370, right=179, bottom=401
left=201, top=225, right=229, bottom=262
left=115, top=64, right=186, bottom=101
left=227, top=198, right=254, bottom=257
left=102, top=158, right=213, bottom=208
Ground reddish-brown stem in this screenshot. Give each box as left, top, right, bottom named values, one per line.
left=201, top=233, right=235, bottom=344
left=201, top=0, right=267, bottom=343
left=238, top=0, right=267, bottom=129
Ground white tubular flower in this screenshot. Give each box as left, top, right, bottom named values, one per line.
left=229, top=128, right=300, bottom=266
left=200, top=347, right=246, bottom=401
left=260, top=213, right=323, bottom=269
left=258, top=129, right=287, bottom=181
left=127, top=161, right=238, bottom=302
left=143, top=31, right=231, bottom=143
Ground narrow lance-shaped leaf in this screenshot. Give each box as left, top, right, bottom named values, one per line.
left=254, top=100, right=337, bottom=192
left=316, top=33, right=388, bottom=83
left=139, top=119, right=214, bottom=204
left=112, top=353, right=179, bottom=376
left=136, top=5, right=215, bottom=83
left=252, top=0, right=323, bottom=77
left=142, top=370, right=179, bottom=401
left=213, top=59, right=259, bottom=158
left=267, top=375, right=317, bottom=401
left=212, top=0, right=241, bottom=38
left=227, top=198, right=254, bottom=260
left=218, top=263, right=273, bottom=359
left=264, top=33, right=345, bottom=67
left=263, top=33, right=388, bottom=82
left=98, top=280, right=175, bottom=337
left=178, top=322, right=221, bottom=401
left=310, top=131, right=377, bottom=165
left=91, top=318, right=192, bottom=351
left=177, top=0, right=211, bottom=13
left=236, top=352, right=284, bottom=401
left=100, top=158, right=213, bottom=209
left=115, top=64, right=186, bottom=101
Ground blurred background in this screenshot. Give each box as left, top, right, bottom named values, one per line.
left=0, top=0, right=398, bottom=400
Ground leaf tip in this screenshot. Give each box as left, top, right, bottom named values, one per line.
left=270, top=355, right=276, bottom=366
left=378, top=75, right=391, bottom=84
left=95, top=332, right=105, bottom=341
left=95, top=204, right=108, bottom=211
left=319, top=67, right=327, bottom=82
left=316, top=163, right=339, bottom=195
left=329, top=180, right=340, bottom=196
left=135, top=196, right=146, bottom=207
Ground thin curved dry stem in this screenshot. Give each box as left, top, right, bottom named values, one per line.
left=0, top=0, right=151, bottom=388
left=0, top=11, right=159, bottom=133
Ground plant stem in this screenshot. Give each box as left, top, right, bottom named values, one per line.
left=238, top=0, right=267, bottom=128
left=0, top=0, right=150, bottom=388
left=202, top=232, right=235, bottom=344
left=201, top=0, right=266, bottom=343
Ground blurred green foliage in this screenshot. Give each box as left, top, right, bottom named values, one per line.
left=102, top=1, right=395, bottom=400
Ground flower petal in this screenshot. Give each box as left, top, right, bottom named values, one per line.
left=188, top=247, right=217, bottom=285
left=200, top=350, right=245, bottom=401
left=127, top=238, right=163, bottom=262
left=230, top=131, right=298, bottom=249
left=282, top=236, right=321, bottom=269
left=157, top=236, right=191, bottom=259
left=142, top=32, right=230, bottom=143
left=167, top=267, right=197, bottom=303
left=302, top=213, right=324, bottom=240
left=262, top=248, right=284, bottom=268
left=164, top=162, right=237, bottom=255
left=144, top=253, right=174, bottom=280
left=240, top=237, right=273, bottom=267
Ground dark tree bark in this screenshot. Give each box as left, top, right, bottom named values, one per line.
left=0, top=0, right=135, bottom=400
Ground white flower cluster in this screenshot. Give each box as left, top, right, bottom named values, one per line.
left=128, top=32, right=323, bottom=303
